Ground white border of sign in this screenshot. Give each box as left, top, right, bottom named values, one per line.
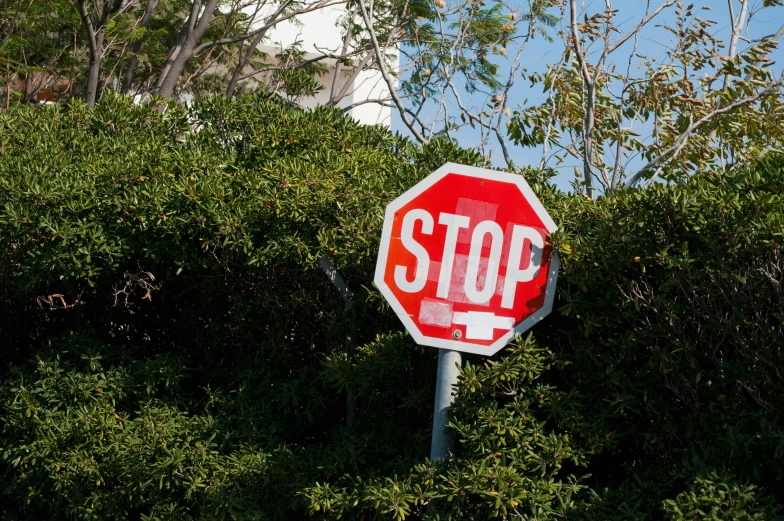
left=374, top=162, right=560, bottom=356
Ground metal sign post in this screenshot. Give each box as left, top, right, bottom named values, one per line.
left=320, top=256, right=357, bottom=428
left=429, top=349, right=462, bottom=462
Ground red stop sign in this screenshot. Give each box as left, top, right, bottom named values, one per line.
left=374, top=163, right=559, bottom=355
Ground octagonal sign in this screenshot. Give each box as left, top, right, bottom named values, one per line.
left=374, top=163, right=559, bottom=356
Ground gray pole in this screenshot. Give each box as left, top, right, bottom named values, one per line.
left=429, top=349, right=462, bottom=462
left=319, top=256, right=356, bottom=428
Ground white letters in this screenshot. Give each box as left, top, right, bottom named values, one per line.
left=502, top=225, right=544, bottom=308
left=436, top=213, right=470, bottom=298
left=394, top=209, right=433, bottom=293
left=464, top=220, right=503, bottom=304
left=395, top=209, right=545, bottom=308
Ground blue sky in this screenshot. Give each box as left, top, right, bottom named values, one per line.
left=391, top=0, right=784, bottom=191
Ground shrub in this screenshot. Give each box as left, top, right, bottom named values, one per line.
left=0, top=92, right=484, bottom=520
left=663, top=472, right=781, bottom=521
left=547, top=155, right=784, bottom=519
left=0, top=334, right=270, bottom=520
left=1, top=94, right=782, bottom=520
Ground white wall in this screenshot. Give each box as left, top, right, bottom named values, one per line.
left=249, top=4, right=395, bottom=126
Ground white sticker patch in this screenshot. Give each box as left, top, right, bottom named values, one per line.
left=455, top=198, right=499, bottom=244
left=452, top=311, right=515, bottom=340
left=418, top=298, right=453, bottom=328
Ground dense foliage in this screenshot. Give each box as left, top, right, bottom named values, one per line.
left=0, top=96, right=782, bottom=520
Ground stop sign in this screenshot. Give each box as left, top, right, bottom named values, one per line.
left=374, top=163, right=559, bottom=356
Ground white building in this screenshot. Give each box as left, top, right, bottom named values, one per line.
left=252, top=5, right=395, bottom=127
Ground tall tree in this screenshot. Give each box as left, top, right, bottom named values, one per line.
left=75, top=0, right=132, bottom=107
left=118, top=0, right=158, bottom=94
left=1, top=0, right=80, bottom=105
left=352, top=0, right=784, bottom=194
left=153, top=0, right=352, bottom=100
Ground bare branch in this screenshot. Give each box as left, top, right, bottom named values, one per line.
left=357, top=0, right=427, bottom=142
left=568, top=0, right=591, bottom=81
left=606, top=0, right=677, bottom=55
left=193, top=0, right=347, bottom=56
left=339, top=98, right=395, bottom=111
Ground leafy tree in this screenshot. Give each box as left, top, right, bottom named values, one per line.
left=1, top=0, right=551, bottom=139
left=506, top=0, right=784, bottom=195
left=0, top=0, right=81, bottom=105
left=351, top=0, right=784, bottom=194
left=2, top=0, right=374, bottom=105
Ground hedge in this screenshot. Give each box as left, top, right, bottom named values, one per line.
left=0, top=93, right=781, bottom=520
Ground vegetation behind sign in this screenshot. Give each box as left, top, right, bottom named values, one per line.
left=0, top=95, right=782, bottom=519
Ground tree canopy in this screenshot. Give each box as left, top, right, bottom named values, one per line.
left=3, top=0, right=784, bottom=194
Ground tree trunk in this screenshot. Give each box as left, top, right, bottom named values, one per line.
left=120, top=55, right=139, bottom=96
left=156, top=0, right=219, bottom=100
left=708, top=0, right=749, bottom=142
left=582, top=82, right=595, bottom=199
left=120, top=0, right=159, bottom=95
left=327, top=8, right=357, bottom=105
left=85, top=29, right=104, bottom=107
left=76, top=0, right=110, bottom=108
left=155, top=35, right=197, bottom=100
left=226, top=28, right=268, bottom=97
left=154, top=0, right=201, bottom=94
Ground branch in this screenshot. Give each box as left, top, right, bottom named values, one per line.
left=539, top=58, right=565, bottom=170
left=489, top=0, right=538, bottom=168
left=610, top=0, right=649, bottom=188
left=623, top=75, right=784, bottom=189
left=328, top=3, right=359, bottom=103
left=569, top=0, right=591, bottom=81
left=339, top=98, right=395, bottom=111
left=643, top=111, right=692, bottom=188
left=743, top=21, right=784, bottom=82
left=157, top=0, right=202, bottom=86
left=75, top=1, right=99, bottom=55
left=329, top=51, right=375, bottom=105
left=193, top=0, right=344, bottom=55
left=723, top=0, right=749, bottom=91
left=236, top=47, right=368, bottom=81
left=357, top=0, right=427, bottom=143
left=606, top=0, right=677, bottom=55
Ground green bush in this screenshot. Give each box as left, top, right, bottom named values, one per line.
left=663, top=472, right=781, bottom=521
left=0, top=93, right=485, bottom=520
left=547, top=155, right=784, bottom=519
left=0, top=94, right=782, bottom=520
left=301, top=156, right=784, bottom=519
left=0, top=334, right=270, bottom=520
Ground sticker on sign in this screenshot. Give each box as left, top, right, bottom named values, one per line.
left=374, top=162, right=559, bottom=356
